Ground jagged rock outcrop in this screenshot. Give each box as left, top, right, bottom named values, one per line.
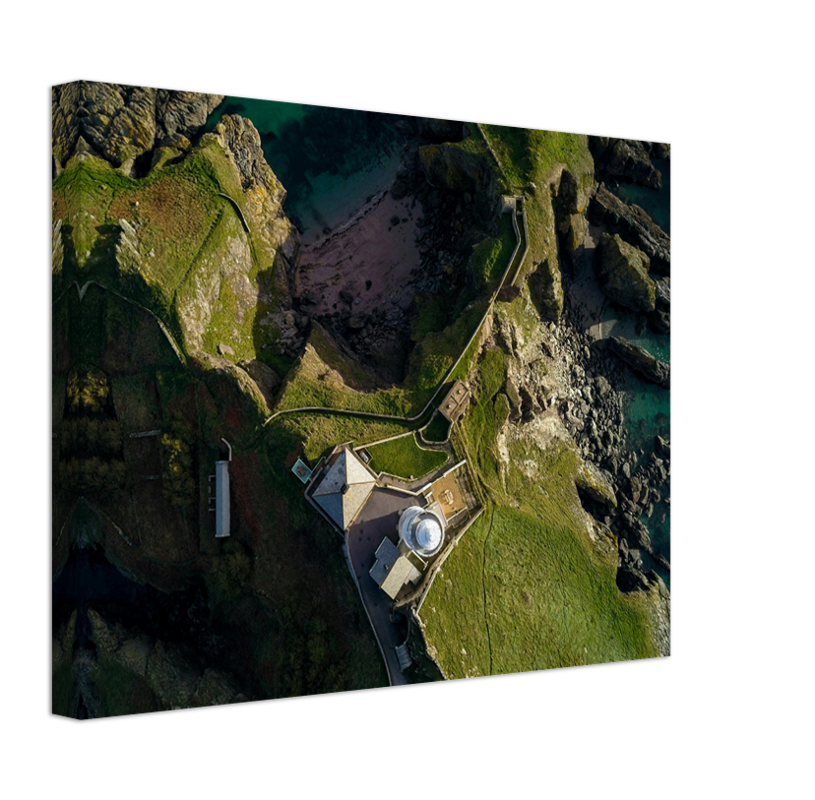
left=651, top=142, right=670, bottom=159
left=647, top=574, right=671, bottom=656
left=648, top=276, right=671, bottom=333
left=528, top=254, right=564, bottom=320
left=52, top=82, right=223, bottom=169
left=415, top=117, right=466, bottom=143
left=590, top=137, right=662, bottom=190
left=589, top=185, right=671, bottom=273
left=115, top=219, right=142, bottom=276
left=174, top=227, right=257, bottom=353
left=418, top=143, right=497, bottom=224
left=170, top=115, right=302, bottom=359
left=52, top=218, right=64, bottom=274
left=607, top=336, right=670, bottom=388
left=596, top=233, right=656, bottom=313
left=239, top=358, right=281, bottom=407
left=551, top=165, right=595, bottom=268
left=655, top=435, right=670, bottom=458
left=192, top=352, right=272, bottom=417
left=575, top=460, right=618, bottom=508
left=204, top=114, right=299, bottom=268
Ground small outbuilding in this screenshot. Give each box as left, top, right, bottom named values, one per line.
left=369, top=537, right=422, bottom=600
left=439, top=380, right=470, bottom=422
left=214, top=438, right=232, bottom=539
left=291, top=458, right=312, bottom=484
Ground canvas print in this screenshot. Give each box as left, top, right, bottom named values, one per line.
left=52, top=82, right=670, bottom=718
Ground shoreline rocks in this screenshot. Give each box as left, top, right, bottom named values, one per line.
left=596, top=233, right=657, bottom=313
left=606, top=336, right=670, bottom=389
left=52, top=82, right=224, bottom=171
left=589, top=137, right=663, bottom=190
left=589, top=185, right=671, bottom=273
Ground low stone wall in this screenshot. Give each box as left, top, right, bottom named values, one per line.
left=216, top=193, right=250, bottom=233
left=353, top=429, right=415, bottom=451
left=509, top=200, right=531, bottom=286
left=475, top=123, right=504, bottom=173
left=396, top=505, right=484, bottom=611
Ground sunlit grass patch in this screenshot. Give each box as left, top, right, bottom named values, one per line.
left=366, top=433, right=448, bottom=480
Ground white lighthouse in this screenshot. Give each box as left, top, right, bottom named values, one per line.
left=398, top=504, right=446, bottom=559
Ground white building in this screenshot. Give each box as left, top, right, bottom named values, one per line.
left=214, top=439, right=232, bottom=538
left=398, top=503, right=446, bottom=559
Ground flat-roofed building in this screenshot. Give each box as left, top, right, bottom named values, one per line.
left=439, top=380, right=470, bottom=422
left=214, top=439, right=232, bottom=538
left=369, top=537, right=422, bottom=600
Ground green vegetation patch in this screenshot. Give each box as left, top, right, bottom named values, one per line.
left=481, top=125, right=592, bottom=191
left=411, top=293, right=451, bottom=343
left=481, top=124, right=531, bottom=190
left=452, top=347, right=509, bottom=501
left=422, top=413, right=450, bottom=443
left=277, top=414, right=411, bottom=463
left=471, top=213, right=518, bottom=292
left=408, top=299, right=491, bottom=392
left=480, top=125, right=593, bottom=287
left=421, top=505, right=657, bottom=678
left=232, top=424, right=389, bottom=697
left=53, top=137, right=290, bottom=368
left=275, top=327, right=419, bottom=418
left=423, top=334, right=658, bottom=678
left=367, top=433, right=448, bottom=480
left=421, top=516, right=492, bottom=678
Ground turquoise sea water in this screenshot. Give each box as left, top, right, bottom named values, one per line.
left=616, top=158, right=671, bottom=235
left=613, top=161, right=671, bottom=584
left=206, top=96, right=403, bottom=242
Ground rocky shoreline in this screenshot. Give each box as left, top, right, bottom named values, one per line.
left=402, top=125, right=673, bottom=610
left=488, top=136, right=671, bottom=618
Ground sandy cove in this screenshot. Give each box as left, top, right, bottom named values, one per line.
left=294, top=189, right=425, bottom=321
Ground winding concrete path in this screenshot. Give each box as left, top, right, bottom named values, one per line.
left=262, top=199, right=529, bottom=430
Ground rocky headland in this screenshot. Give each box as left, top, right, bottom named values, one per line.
left=52, top=81, right=225, bottom=174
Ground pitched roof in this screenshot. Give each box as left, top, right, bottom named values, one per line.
left=313, top=448, right=376, bottom=530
